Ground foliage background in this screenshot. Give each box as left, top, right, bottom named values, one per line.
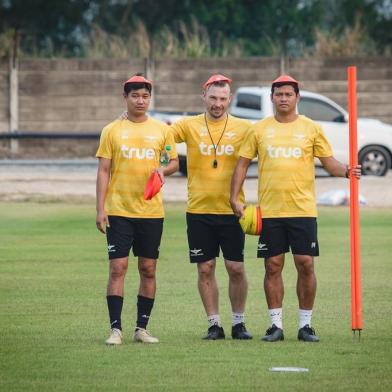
left=0, top=0, right=391, bottom=58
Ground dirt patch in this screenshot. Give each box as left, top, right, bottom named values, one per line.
left=1, top=163, right=391, bottom=207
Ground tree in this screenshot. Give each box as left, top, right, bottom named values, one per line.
left=0, top=0, right=390, bottom=57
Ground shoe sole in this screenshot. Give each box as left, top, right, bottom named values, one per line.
left=133, top=338, right=159, bottom=344
left=298, top=338, right=319, bottom=342
left=262, top=336, right=284, bottom=342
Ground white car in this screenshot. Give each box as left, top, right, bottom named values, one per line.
left=230, top=87, right=392, bottom=176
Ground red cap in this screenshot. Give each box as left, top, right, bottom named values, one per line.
left=124, top=75, right=152, bottom=86
left=272, top=74, right=299, bottom=86
left=144, top=171, right=163, bottom=200
left=203, top=74, right=232, bottom=89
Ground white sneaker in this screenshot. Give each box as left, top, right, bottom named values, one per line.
left=133, top=328, right=159, bottom=343
left=105, top=328, right=123, bottom=345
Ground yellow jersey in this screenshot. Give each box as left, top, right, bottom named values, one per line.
left=239, top=115, right=332, bottom=218
left=171, top=114, right=251, bottom=214
left=96, top=117, right=177, bottom=218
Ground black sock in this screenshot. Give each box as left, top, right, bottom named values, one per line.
left=107, top=295, right=123, bottom=330
left=136, top=295, right=155, bottom=330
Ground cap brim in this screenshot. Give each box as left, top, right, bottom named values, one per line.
left=144, top=172, right=163, bottom=200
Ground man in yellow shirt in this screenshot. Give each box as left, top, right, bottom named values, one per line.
left=230, top=75, right=361, bottom=342
left=171, top=74, right=252, bottom=340
left=96, top=74, right=178, bottom=345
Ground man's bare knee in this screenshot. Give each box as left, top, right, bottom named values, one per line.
left=139, top=263, right=156, bottom=279
left=265, top=255, right=284, bottom=277
left=294, top=255, right=314, bottom=276
left=109, top=259, right=128, bottom=280
left=197, top=260, right=215, bottom=281
left=225, top=261, right=245, bottom=281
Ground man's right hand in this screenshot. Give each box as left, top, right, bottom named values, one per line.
left=230, top=199, right=245, bottom=218
left=96, top=211, right=110, bottom=234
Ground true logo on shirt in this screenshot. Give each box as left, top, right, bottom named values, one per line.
left=267, top=144, right=302, bottom=159
left=199, top=142, right=234, bottom=156
left=121, top=145, right=155, bottom=159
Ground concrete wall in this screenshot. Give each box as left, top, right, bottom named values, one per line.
left=0, top=61, right=9, bottom=133
left=0, top=56, right=391, bottom=157
left=16, top=59, right=146, bottom=133
left=154, top=57, right=392, bottom=123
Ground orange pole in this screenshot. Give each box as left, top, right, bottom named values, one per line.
left=348, top=66, right=363, bottom=331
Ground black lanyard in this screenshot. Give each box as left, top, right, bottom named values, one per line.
left=204, top=113, right=229, bottom=168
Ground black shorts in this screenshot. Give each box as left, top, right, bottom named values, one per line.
left=257, top=217, right=319, bottom=259
left=106, top=216, right=164, bottom=260
left=186, top=213, right=245, bottom=263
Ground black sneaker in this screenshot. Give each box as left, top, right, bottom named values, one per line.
left=203, top=325, right=225, bottom=340
left=298, top=324, right=320, bottom=342
left=261, top=324, right=284, bottom=342
left=231, top=323, right=253, bottom=340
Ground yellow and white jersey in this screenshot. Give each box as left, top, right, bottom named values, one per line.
left=239, top=115, right=332, bottom=218
left=96, top=117, right=177, bottom=218
left=171, top=114, right=251, bottom=214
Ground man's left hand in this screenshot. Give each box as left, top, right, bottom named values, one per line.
left=348, top=164, right=362, bottom=179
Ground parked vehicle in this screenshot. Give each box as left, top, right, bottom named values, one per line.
left=148, top=110, right=199, bottom=125
left=150, top=88, right=392, bottom=176
left=231, top=87, right=392, bottom=176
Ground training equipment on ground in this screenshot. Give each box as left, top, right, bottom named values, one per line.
left=239, top=205, right=262, bottom=235
left=144, top=171, right=163, bottom=200
left=348, top=65, right=363, bottom=336
left=269, top=367, right=309, bottom=373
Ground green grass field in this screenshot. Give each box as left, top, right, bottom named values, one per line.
left=1, top=202, right=391, bottom=391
